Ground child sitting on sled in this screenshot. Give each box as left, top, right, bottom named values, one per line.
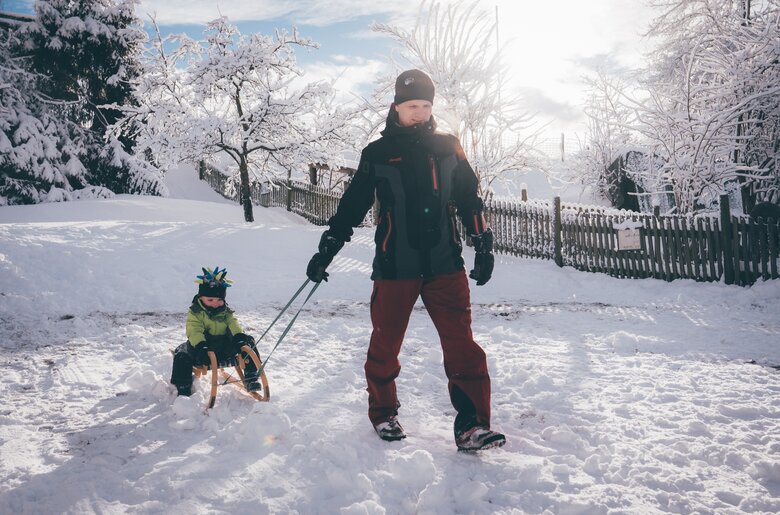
left=170, top=266, right=262, bottom=397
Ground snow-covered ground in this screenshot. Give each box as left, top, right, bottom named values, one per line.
left=1, top=166, right=779, bottom=514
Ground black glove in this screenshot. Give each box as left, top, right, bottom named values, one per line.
left=469, top=229, right=494, bottom=286
left=193, top=342, right=211, bottom=364
left=232, top=332, right=255, bottom=349
left=306, top=230, right=344, bottom=283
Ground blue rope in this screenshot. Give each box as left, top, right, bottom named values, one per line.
left=257, top=278, right=311, bottom=341
left=257, top=279, right=321, bottom=374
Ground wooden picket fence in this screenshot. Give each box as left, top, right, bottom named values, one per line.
left=485, top=195, right=778, bottom=285
left=482, top=199, right=555, bottom=260
left=257, top=179, right=342, bottom=226
left=198, top=162, right=360, bottom=226
left=198, top=163, right=779, bottom=285
left=199, top=162, right=238, bottom=201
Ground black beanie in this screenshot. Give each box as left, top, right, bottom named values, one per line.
left=198, top=282, right=226, bottom=299
left=394, top=69, right=435, bottom=105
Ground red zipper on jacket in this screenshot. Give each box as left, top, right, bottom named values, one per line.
left=429, top=155, right=439, bottom=194
left=382, top=209, right=393, bottom=253
left=473, top=211, right=486, bottom=234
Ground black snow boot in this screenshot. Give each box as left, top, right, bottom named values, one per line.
left=244, top=376, right=262, bottom=392
left=373, top=416, right=406, bottom=441
left=176, top=384, right=192, bottom=397
left=455, top=425, right=506, bottom=451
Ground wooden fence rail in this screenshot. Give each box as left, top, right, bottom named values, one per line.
left=198, top=163, right=779, bottom=286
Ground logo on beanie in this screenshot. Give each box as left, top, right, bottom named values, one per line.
left=394, top=69, right=435, bottom=105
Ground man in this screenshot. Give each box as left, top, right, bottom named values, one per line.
left=306, top=69, right=505, bottom=452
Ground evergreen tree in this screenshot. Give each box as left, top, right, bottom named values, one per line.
left=0, top=0, right=165, bottom=205
left=23, top=0, right=143, bottom=136
left=0, top=19, right=87, bottom=204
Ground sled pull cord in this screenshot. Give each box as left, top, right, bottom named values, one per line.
left=258, top=279, right=321, bottom=374
left=256, top=278, right=312, bottom=342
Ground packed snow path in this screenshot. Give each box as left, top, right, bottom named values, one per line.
left=1, top=193, right=779, bottom=513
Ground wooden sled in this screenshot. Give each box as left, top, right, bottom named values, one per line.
left=192, top=345, right=270, bottom=408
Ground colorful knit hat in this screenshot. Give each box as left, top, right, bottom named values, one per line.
left=195, top=266, right=233, bottom=299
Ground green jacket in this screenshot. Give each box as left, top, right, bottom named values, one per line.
left=186, top=295, right=243, bottom=347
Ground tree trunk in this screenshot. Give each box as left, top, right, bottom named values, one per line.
left=239, top=156, right=254, bottom=222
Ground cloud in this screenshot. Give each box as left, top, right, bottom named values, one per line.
left=300, top=57, right=386, bottom=103
left=137, top=0, right=424, bottom=26
left=576, top=53, right=636, bottom=76
left=516, top=87, right=583, bottom=125
left=345, top=28, right=389, bottom=41
left=137, top=0, right=292, bottom=25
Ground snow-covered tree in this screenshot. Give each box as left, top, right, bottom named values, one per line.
left=21, top=0, right=144, bottom=134
left=0, top=28, right=79, bottom=204
left=579, top=68, right=637, bottom=203
left=630, top=0, right=779, bottom=213
left=372, top=0, right=542, bottom=199
left=123, top=17, right=361, bottom=222
left=0, top=0, right=165, bottom=205
left=576, top=0, right=780, bottom=214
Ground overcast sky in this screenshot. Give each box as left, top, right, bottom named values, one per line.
left=5, top=0, right=660, bottom=142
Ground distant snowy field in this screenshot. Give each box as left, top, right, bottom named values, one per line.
left=0, top=166, right=779, bottom=514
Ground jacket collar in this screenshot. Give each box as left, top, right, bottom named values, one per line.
left=190, top=294, right=229, bottom=316
left=380, top=105, right=437, bottom=139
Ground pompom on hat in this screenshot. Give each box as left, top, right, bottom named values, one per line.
left=195, top=266, right=233, bottom=299
left=394, top=69, right=435, bottom=105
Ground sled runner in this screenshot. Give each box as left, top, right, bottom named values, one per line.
left=192, top=345, right=270, bottom=408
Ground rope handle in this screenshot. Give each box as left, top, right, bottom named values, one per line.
left=256, top=279, right=321, bottom=374
left=256, top=278, right=311, bottom=341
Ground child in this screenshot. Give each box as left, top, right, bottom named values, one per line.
left=170, top=266, right=262, bottom=397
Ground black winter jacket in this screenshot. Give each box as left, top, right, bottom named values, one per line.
left=327, top=109, right=488, bottom=280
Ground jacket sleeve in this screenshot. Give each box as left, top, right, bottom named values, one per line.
left=326, top=150, right=375, bottom=242
left=451, top=138, right=488, bottom=235
left=227, top=312, right=243, bottom=336
left=186, top=310, right=206, bottom=347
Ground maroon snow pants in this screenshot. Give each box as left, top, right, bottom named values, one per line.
left=365, top=271, right=491, bottom=432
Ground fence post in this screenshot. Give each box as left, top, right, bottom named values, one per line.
left=198, top=161, right=205, bottom=180
left=720, top=194, right=734, bottom=285
left=286, top=171, right=293, bottom=212
left=521, top=188, right=528, bottom=202
left=553, top=196, right=563, bottom=267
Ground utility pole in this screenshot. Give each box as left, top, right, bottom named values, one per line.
left=560, top=132, right=565, bottom=162
left=495, top=4, right=502, bottom=125
left=737, top=0, right=751, bottom=211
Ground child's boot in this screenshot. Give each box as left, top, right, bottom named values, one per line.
left=176, top=383, right=192, bottom=397
left=244, top=376, right=262, bottom=392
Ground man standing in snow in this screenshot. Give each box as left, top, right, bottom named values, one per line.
left=306, top=69, right=505, bottom=451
